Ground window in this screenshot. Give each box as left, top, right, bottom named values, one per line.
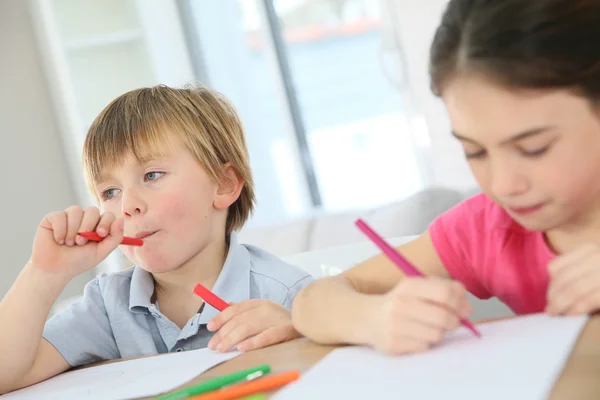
left=34, top=0, right=431, bottom=230
left=184, top=0, right=429, bottom=226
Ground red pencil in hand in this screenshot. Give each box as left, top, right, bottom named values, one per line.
left=78, top=231, right=144, bottom=247
left=193, top=283, right=230, bottom=312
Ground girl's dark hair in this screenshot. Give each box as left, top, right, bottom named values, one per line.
left=430, top=0, right=600, bottom=100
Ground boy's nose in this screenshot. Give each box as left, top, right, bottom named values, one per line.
left=121, top=189, right=147, bottom=217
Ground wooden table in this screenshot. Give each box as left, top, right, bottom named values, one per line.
left=141, top=315, right=600, bottom=399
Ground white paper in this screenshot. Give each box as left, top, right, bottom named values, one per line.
left=273, top=314, right=588, bottom=400
left=1, top=348, right=240, bottom=400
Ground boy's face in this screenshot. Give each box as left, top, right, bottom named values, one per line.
left=94, top=140, right=235, bottom=274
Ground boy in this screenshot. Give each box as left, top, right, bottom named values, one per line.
left=0, top=85, right=313, bottom=394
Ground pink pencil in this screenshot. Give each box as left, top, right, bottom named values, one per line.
left=355, top=218, right=481, bottom=338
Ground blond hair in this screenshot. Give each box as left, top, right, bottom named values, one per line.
left=82, top=85, right=255, bottom=235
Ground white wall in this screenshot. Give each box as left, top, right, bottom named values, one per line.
left=0, top=1, right=94, bottom=300
left=0, top=0, right=476, bottom=303
left=384, top=0, right=478, bottom=191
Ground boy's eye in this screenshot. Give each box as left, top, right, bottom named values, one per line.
left=145, top=171, right=164, bottom=182
left=102, top=188, right=120, bottom=200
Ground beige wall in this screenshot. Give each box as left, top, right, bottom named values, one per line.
left=0, top=1, right=94, bottom=300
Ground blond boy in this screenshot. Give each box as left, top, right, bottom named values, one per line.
left=0, top=85, right=313, bottom=394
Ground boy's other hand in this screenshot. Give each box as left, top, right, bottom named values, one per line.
left=29, top=206, right=124, bottom=279
left=206, top=299, right=300, bottom=352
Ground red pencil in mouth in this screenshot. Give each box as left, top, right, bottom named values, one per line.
left=78, top=231, right=144, bottom=246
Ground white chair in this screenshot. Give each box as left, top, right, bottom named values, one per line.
left=239, top=187, right=466, bottom=257
left=283, top=237, right=513, bottom=320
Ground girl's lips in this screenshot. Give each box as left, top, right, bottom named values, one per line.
left=508, top=203, right=545, bottom=216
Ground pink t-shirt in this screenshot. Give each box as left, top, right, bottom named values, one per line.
left=429, top=193, right=555, bottom=314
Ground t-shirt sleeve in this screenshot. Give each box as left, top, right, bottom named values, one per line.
left=43, top=277, right=119, bottom=366
left=282, top=275, right=314, bottom=310
left=429, top=195, right=492, bottom=299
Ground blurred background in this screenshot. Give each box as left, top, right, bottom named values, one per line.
left=1, top=0, right=479, bottom=301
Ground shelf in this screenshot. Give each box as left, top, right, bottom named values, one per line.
left=64, top=29, right=143, bottom=52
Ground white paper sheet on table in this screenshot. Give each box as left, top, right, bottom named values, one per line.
left=273, top=314, right=588, bottom=400
left=0, top=347, right=240, bottom=400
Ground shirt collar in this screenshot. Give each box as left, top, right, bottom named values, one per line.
left=198, top=232, right=251, bottom=324
left=128, top=232, right=251, bottom=320
left=129, top=265, right=155, bottom=313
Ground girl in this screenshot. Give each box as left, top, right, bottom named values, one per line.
left=292, top=0, right=600, bottom=354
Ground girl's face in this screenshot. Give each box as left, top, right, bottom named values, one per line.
left=443, top=73, right=600, bottom=231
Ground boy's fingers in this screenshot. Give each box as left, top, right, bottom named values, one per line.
left=79, top=207, right=101, bottom=232
left=207, top=307, right=237, bottom=332
left=208, top=310, right=254, bottom=350
left=212, top=319, right=258, bottom=352
left=47, top=212, right=67, bottom=244
left=65, top=206, right=84, bottom=246
left=77, top=207, right=101, bottom=245
left=96, top=218, right=124, bottom=257
left=96, top=212, right=116, bottom=237
left=237, top=325, right=298, bottom=352
left=207, top=300, right=257, bottom=332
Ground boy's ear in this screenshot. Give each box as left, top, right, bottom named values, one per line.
left=214, top=164, right=244, bottom=210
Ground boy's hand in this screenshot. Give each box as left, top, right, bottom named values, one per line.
left=547, top=244, right=600, bottom=315
left=29, top=206, right=124, bottom=279
left=364, top=277, right=472, bottom=355
left=206, top=299, right=300, bottom=352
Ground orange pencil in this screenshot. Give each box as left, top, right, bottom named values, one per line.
left=188, top=370, right=300, bottom=400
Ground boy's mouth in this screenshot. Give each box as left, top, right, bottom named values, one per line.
left=134, top=230, right=159, bottom=239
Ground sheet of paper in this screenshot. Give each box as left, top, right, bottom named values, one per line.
left=1, top=347, right=240, bottom=400
left=273, top=314, right=588, bottom=400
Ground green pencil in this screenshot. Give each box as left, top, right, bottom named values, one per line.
left=156, top=364, right=271, bottom=400
left=237, top=395, right=267, bottom=400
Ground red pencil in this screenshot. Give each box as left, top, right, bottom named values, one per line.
left=355, top=218, right=481, bottom=338
left=193, top=283, right=230, bottom=312
left=78, top=231, right=144, bottom=246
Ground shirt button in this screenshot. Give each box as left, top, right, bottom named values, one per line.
left=175, top=348, right=184, bottom=352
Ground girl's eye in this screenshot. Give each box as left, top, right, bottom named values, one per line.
left=102, top=188, right=120, bottom=201
left=465, top=150, right=487, bottom=159
left=521, top=146, right=549, bottom=157
left=145, top=171, right=164, bottom=182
